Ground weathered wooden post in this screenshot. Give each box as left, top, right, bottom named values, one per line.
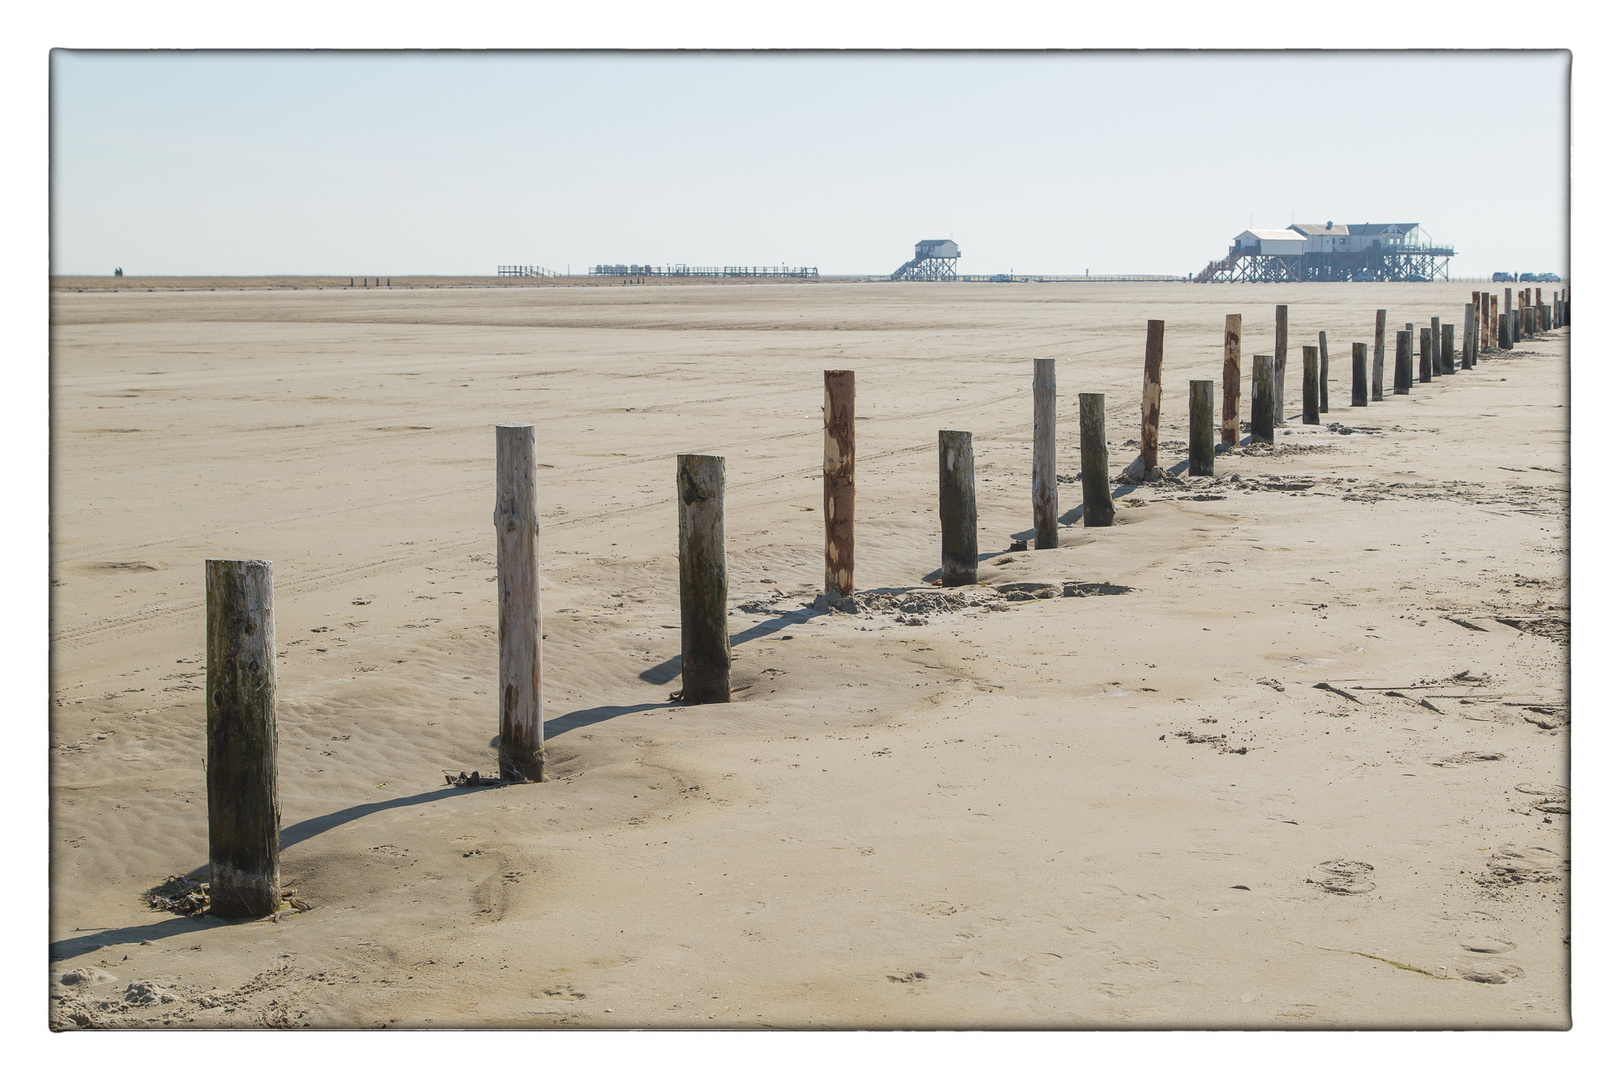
left=1416, top=327, right=1430, bottom=384
left=1077, top=394, right=1115, bottom=527
left=677, top=453, right=730, bottom=704
left=1221, top=314, right=1242, bottom=445
left=938, top=431, right=978, bottom=585
left=1032, top=358, right=1058, bottom=549
left=1273, top=305, right=1288, bottom=424
left=1430, top=317, right=1443, bottom=373
left=496, top=424, right=545, bottom=779
left=1317, top=330, right=1330, bottom=413
left=1463, top=304, right=1476, bottom=369
left=1141, top=321, right=1164, bottom=470
left=1189, top=380, right=1215, bottom=475
left=1351, top=342, right=1369, bottom=407
left=206, top=558, right=282, bottom=918
left=1441, top=323, right=1456, bottom=375
left=1372, top=309, right=1387, bottom=402
left=1499, top=311, right=1513, bottom=349
left=1395, top=330, right=1414, bottom=392
left=1250, top=355, right=1275, bottom=443
left=1301, top=346, right=1320, bottom=425
left=823, top=370, right=855, bottom=596
left=1535, top=288, right=1543, bottom=331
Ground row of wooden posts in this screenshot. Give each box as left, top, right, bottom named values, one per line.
left=200, top=284, right=1568, bottom=917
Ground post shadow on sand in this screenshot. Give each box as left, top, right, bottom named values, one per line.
left=51, top=785, right=493, bottom=962
left=637, top=606, right=832, bottom=685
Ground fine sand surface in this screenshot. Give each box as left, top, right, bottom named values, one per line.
left=49, top=279, right=1569, bottom=1029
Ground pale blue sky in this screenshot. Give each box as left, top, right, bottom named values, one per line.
left=52, top=50, right=1568, bottom=276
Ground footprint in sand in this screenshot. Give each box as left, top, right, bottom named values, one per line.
left=1456, top=962, right=1525, bottom=985
left=1462, top=936, right=1516, bottom=954
left=1307, top=859, right=1376, bottom=895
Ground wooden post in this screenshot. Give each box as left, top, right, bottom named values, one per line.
left=1416, top=327, right=1430, bottom=384
left=1463, top=304, right=1476, bottom=369
left=1273, top=305, right=1288, bottom=425
left=496, top=424, right=544, bottom=779
left=1500, top=311, right=1513, bottom=349
left=1470, top=292, right=1482, bottom=363
left=1141, top=321, right=1164, bottom=470
left=1301, top=347, right=1319, bottom=425
left=1221, top=314, right=1242, bottom=445
left=677, top=453, right=730, bottom=704
left=1189, top=380, right=1215, bottom=475
left=1430, top=317, right=1443, bottom=374
left=938, top=431, right=978, bottom=585
left=1372, top=309, right=1387, bottom=403
left=1077, top=394, right=1115, bottom=527
left=1491, top=295, right=1499, bottom=351
left=1441, top=323, right=1456, bottom=375
left=1250, top=355, right=1275, bottom=443
left=1350, top=342, right=1368, bottom=407
left=1535, top=288, right=1543, bottom=331
left=206, top=558, right=282, bottom=918
left=1317, top=330, right=1330, bottom=413
left=823, top=370, right=855, bottom=595
left=1396, top=329, right=1414, bottom=390
left=1032, top=358, right=1058, bottom=549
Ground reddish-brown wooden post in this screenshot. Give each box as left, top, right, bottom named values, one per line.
left=1463, top=304, right=1476, bottom=369
left=1221, top=314, right=1242, bottom=445
left=1141, top=320, right=1164, bottom=470
left=823, top=370, right=855, bottom=596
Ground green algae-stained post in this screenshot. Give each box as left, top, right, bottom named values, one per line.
left=1189, top=379, right=1215, bottom=475
left=1250, top=355, right=1274, bottom=444
left=1318, top=330, right=1330, bottom=413
left=938, top=430, right=978, bottom=585
left=1032, top=358, right=1058, bottom=549
left=206, top=558, right=282, bottom=918
left=1301, top=347, right=1320, bottom=424
left=678, top=453, right=731, bottom=705
left=1372, top=309, right=1386, bottom=403
left=1351, top=342, right=1369, bottom=407
left=496, top=423, right=544, bottom=781
left=1273, top=305, right=1288, bottom=425
left=1077, top=394, right=1115, bottom=527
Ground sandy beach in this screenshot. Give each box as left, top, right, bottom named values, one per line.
left=48, top=278, right=1569, bottom=1029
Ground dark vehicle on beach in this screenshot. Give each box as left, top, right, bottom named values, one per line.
left=1492, top=272, right=1514, bottom=281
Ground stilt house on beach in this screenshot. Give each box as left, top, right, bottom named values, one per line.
left=1194, top=221, right=1453, bottom=282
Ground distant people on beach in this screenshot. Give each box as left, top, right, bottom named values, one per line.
left=113, top=267, right=123, bottom=277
